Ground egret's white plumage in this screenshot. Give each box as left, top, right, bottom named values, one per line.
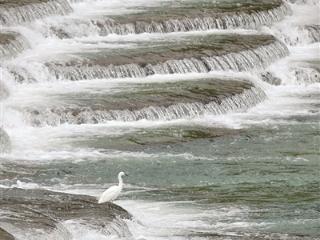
left=98, top=172, right=127, bottom=203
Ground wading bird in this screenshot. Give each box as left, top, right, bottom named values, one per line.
left=98, top=172, right=128, bottom=203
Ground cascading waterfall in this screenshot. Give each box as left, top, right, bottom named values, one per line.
left=0, top=0, right=71, bottom=154
left=0, top=127, right=11, bottom=153
left=0, top=39, right=12, bottom=152
left=1, top=0, right=319, bottom=239
left=0, top=32, right=30, bottom=59
left=91, top=4, right=291, bottom=35
left=269, top=23, right=320, bottom=47
left=22, top=87, right=266, bottom=126
left=0, top=0, right=72, bottom=25
left=0, top=76, right=11, bottom=154
left=35, top=40, right=288, bottom=81
left=41, top=2, right=291, bottom=38
left=266, top=0, right=320, bottom=46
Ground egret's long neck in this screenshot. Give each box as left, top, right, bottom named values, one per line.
left=118, top=175, right=123, bottom=188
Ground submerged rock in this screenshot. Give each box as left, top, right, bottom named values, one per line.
left=72, top=126, right=243, bottom=152
left=261, top=72, right=282, bottom=85
left=0, top=188, right=132, bottom=239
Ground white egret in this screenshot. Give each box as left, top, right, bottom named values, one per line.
left=98, top=172, right=128, bottom=203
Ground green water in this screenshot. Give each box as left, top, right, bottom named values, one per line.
left=4, top=108, right=319, bottom=237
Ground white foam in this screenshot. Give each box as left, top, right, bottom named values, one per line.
left=3, top=180, right=41, bottom=189
left=117, top=200, right=254, bottom=239
left=198, top=83, right=320, bottom=129
left=266, top=43, right=320, bottom=85
left=265, top=1, right=320, bottom=45
left=60, top=220, right=120, bottom=240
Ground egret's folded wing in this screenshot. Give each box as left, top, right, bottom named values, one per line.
left=98, top=185, right=121, bottom=203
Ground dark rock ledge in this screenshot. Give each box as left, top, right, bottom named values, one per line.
left=0, top=188, right=132, bottom=238
left=0, top=227, right=14, bottom=240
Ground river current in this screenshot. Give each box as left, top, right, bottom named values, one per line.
left=0, top=0, right=319, bottom=239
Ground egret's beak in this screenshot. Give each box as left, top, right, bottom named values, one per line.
left=125, top=173, right=129, bottom=177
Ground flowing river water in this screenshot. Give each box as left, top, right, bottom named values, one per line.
left=0, top=0, right=319, bottom=239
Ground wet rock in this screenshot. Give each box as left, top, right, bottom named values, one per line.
left=37, top=125, right=243, bottom=152
left=0, top=128, right=11, bottom=154
left=0, top=188, right=132, bottom=238
left=0, top=228, right=15, bottom=240
left=49, top=26, right=71, bottom=38
left=261, top=72, right=282, bottom=85
left=85, top=126, right=243, bottom=151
